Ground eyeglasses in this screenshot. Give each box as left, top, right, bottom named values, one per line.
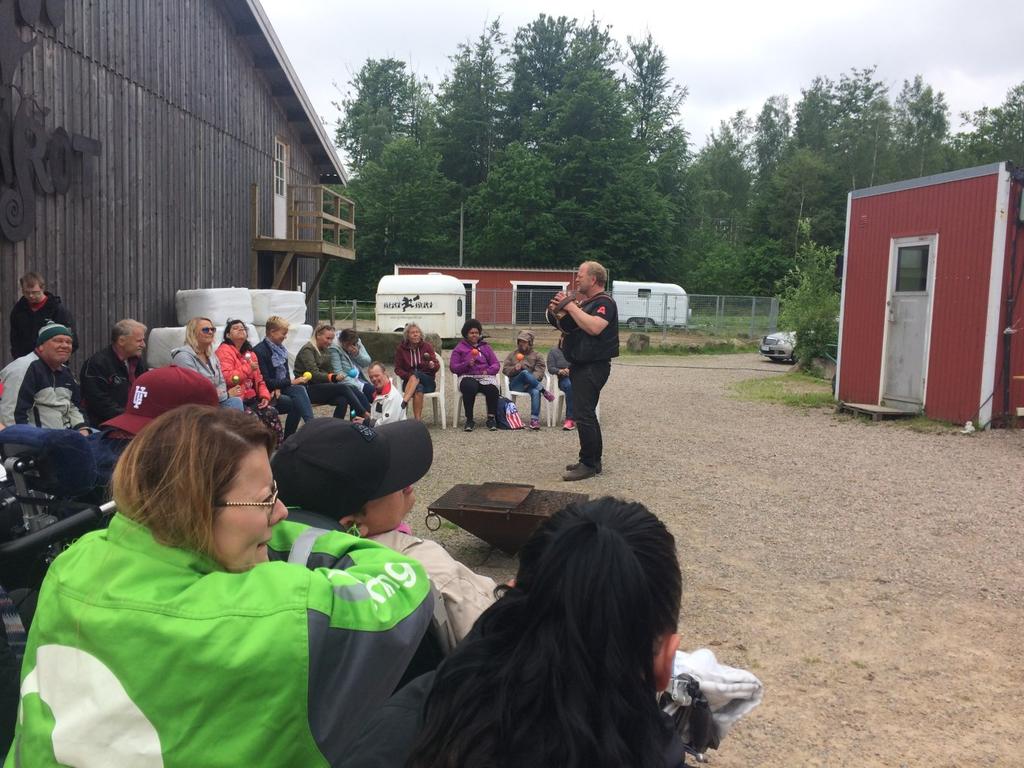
left=199, top=326, right=215, bottom=334
left=218, top=482, right=279, bottom=509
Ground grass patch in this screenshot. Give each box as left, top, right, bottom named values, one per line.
left=895, top=415, right=961, bottom=434
left=732, top=372, right=835, bottom=408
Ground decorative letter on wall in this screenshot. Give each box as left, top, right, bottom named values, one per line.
left=0, top=0, right=100, bottom=243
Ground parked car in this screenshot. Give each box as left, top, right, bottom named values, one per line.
left=760, top=331, right=796, bottom=363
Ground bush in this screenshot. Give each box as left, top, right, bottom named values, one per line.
left=777, top=233, right=839, bottom=365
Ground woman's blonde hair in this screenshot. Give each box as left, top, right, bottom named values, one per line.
left=184, top=317, right=214, bottom=352
left=403, top=323, right=422, bottom=343
left=112, top=405, right=276, bottom=561
left=265, top=315, right=290, bottom=334
left=314, top=322, right=335, bottom=338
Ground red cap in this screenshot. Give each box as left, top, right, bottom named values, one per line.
left=102, top=367, right=219, bottom=436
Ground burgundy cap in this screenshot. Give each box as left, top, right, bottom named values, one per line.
left=102, top=366, right=219, bottom=436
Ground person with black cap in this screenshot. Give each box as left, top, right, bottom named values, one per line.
left=273, top=419, right=497, bottom=644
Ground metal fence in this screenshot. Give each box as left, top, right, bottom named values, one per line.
left=320, top=290, right=778, bottom=339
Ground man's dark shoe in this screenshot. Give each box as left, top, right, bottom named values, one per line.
left=562, top=463, right=599, bottom=481
left=486, top=415, right=497, bottom=431
left=464, top=419, right=475, bottom=432
left=565, top=461, right=602, bottom=474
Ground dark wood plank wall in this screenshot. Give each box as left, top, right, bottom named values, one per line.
left=0, top=0, right=323, bottom=365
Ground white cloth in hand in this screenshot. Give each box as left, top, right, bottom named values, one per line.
left=673, top=648, right=763, bottom=738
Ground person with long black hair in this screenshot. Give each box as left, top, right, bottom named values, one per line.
left=348, top=497, right=686, bottom=768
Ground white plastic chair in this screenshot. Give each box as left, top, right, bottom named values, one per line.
left=392, top=355, right=446, bottom=429
left=545, top=372, right=567, bottom=427
left=451, top=371, right=501, bottom=428
left=500, top=373, right=541, bottom=424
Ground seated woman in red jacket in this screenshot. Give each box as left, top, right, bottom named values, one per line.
left=216, top=319, right=283, bottom=445
left=393, top=323, right=440, bottom=422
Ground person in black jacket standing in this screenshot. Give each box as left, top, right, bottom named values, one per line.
left=9, top=272, right=76, bottom=359
left=79, top=319, right=148, bottom=426
left=547, top=261, right=619, bottom=481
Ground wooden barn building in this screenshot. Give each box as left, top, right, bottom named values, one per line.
left=836, top=162, right=1024, bottom=427
left=0, top=0, right=353, bottom=363
left=394, top=265, right=577, bottom=326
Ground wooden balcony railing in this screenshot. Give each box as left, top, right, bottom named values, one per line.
left=287, top=184, right=355, bottom=252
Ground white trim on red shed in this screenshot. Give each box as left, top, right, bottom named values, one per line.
left=979, top=165, right=1013, bottom=427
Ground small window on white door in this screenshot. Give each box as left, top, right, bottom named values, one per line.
left=273, top=140, right=288, bottom=238
left=895, top=245, right=929, bottom=292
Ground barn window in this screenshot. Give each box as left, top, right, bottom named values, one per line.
left=895, top=245, right=929, bottom=292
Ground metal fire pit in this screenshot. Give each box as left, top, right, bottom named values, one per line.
left=426, top=482, right=588, bottom=555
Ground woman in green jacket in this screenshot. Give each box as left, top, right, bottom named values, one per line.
left=5, top=406, right=433, bottom=767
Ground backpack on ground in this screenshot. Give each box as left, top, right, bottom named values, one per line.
left=495, top=396, right=524, bottom=430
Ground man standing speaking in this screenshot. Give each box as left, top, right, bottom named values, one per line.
left=547, top=261, right=619, bottom=481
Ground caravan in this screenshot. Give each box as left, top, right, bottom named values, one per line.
left=375, top=273, right=466, bottom=339
left=610, top=281, right=689, bottom=329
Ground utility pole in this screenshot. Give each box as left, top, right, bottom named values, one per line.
left=459, top=202, right=464, bottom=266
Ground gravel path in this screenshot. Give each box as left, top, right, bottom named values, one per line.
left=402, top=353, right=1024, bottom=767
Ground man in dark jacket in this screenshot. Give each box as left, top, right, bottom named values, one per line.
left=79, top=319, right=148, bottom=426
left=9, top=272, right=76, bottom=359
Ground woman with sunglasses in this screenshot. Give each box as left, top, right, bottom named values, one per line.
left=6, top=406, right=434, bottom=766
left=171, top=317, right=244, bottom=410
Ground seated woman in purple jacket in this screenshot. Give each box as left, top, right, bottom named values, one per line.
left=448, top=319, right=500, bottom=432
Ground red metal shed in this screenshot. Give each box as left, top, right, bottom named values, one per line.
left=836, top=162, right=1024, bottom=427
left=394, top=265, right=577, bottom=325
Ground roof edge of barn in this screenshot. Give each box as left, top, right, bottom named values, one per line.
left=235, top=0, right=347, bottom=184
left=850, top=162, right=1007, bottom=200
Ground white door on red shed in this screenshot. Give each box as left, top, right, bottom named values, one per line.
left=881, top=236, right=936, bottom=411
left=273, top=139, right=288, bottom=238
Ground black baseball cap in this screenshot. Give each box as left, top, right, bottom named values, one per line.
left=272, top=419, right=433, bottom=519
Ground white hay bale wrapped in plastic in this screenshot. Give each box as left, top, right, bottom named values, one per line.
left=283, top=324, right=313, bottom=369
left=146, top=327, right=187, bottom=368
left=175, top=288, right=254, bottom=326
left=146, top=323, right=261, bottom=368
left=216, top=323, right=261, bottom=351
left=250, top=289, right=307, bottom=327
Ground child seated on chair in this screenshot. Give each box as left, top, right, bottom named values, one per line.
left=501, top=331, right=554, bottom=431
left=273, top=419, right=496, bottom=645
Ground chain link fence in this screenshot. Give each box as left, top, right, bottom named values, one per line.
left=321, top=290, right=778, bottom=339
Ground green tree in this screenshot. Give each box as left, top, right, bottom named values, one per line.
left=504, top=15, right=576, bottom=142
left=624, top=33, right=688, bottom=162
left=753, top=95, right=791, bottom=184
left=323, top=139, right=457, bottom=299
left=778, top=228, right=840, bottom=364
left=334, top=59, right=432, bottom=171
left=464, top=143, right=568, bottom=265
left=793, top=76, right=837, bottom=154
left=892, top=75, right=950, bottom=177
left=752, top=148, right=845, bottom=252
left=690, top=111, right=754, bottom=226
left=833, top=66, right=893, bottom=189
left=953, top=82, right=1024, bottom=166
left=435, top=22, right=508, bottom=191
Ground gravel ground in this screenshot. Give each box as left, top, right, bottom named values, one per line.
left=392, top=353, right=1024, bottom=767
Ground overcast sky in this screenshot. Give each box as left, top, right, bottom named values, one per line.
left=260, top=0, right=1023, bottom=171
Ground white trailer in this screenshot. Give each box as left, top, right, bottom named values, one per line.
left=610, top=281, right=689, bottom=329
left=376, top=273, right=466, bottom=338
